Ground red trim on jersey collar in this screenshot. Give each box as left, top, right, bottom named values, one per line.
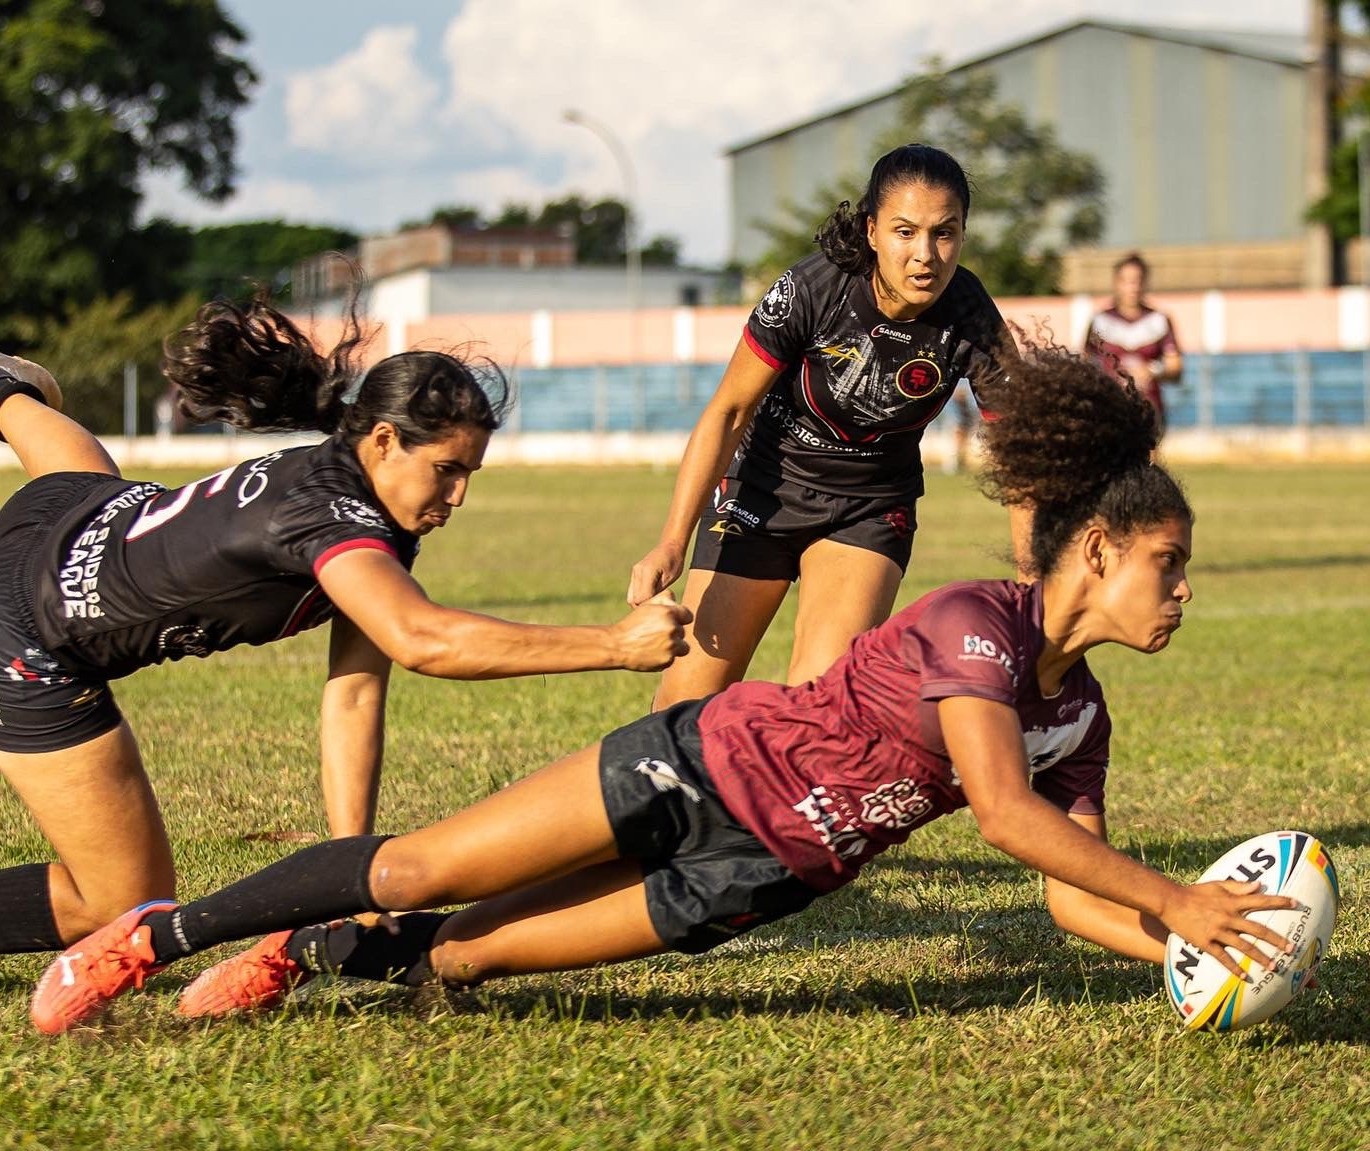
left=743, top=326, right=788, bottom=372
left=313, top=537, right=399, bottom=578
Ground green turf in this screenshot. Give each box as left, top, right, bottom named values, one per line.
left=0, top=460, right=1367, bottom=1150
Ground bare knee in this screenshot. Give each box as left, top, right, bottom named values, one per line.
left=53, top=868, right=178, bottom=942
left=367, top=839, right=450, bottom=911
left=427, top=918, right=511, bottom=988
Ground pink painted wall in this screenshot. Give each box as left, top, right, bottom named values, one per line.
left=349, top=287, right=1370, bottom=367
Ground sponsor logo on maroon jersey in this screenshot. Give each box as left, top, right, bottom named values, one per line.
left=793, top=786, right=868, bottom=860
left=859, top=777, right=933, bottom=830
left=959, top=633, right=1017, bottom=685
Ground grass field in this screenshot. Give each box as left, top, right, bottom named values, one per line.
left=0, top=460, right=1368, bottom=1150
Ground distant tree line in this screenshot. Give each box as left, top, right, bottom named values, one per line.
left=406, top=197, right=682, bottom=267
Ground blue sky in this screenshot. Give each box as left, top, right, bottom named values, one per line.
left=141, top=0, right=1309, bottom=265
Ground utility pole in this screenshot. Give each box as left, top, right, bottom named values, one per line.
left=1306, top=0, right=1345, bottom=287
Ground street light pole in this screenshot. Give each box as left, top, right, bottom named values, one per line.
left=564, top=109, right=643, bottom=428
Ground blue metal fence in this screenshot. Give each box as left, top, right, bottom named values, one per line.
left=508, top=352, right=1370, bottom=435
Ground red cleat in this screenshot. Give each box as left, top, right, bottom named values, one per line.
left=31, top=900, right=178, bottom=1035
left=177, top=931, right=312, bottom=1019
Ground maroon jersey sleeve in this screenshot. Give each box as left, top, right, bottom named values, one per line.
left=911, top=585, right=1023, bottom=707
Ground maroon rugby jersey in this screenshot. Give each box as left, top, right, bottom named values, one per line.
left=698, top=580, right=1109, bottom=892
left=738, top=253, right=1014, bottom=500
left=28, top=434, right=417, bottom=679
left=1085, top=304, right=1181, bottom=416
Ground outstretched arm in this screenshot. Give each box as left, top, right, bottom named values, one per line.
left=0, top=354, right=119, bottom=477
left=938, top=695, right=1295, bottom=976
left=319, top=548, right=691, bottom=680
left=320, top=613, right=393, bottom=836
left=626, top=336, right=779, bottom=605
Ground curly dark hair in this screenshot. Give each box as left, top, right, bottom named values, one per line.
left=974, top=342, right=1192, bottom=578
left=815, top=144, right=972, bottom=276
left=164, top=271, right=509, bottom=445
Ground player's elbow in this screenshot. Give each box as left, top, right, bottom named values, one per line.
left=377, top=614, right=457, bottom=677
left=969, top=801, right=1026, bottom=859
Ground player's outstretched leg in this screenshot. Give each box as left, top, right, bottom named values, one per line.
left=30, top=899, right=179, bottom=1035
left=176, top=931, right=308, bottom=1018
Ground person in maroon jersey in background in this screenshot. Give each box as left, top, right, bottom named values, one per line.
left=32, top=343, right=1299, bottom=1036
left=0, top=297, right=690, bottom=964
left=628, top=144, right=1026, bottom=711
left=1085, top=252, right=1183, bottom=436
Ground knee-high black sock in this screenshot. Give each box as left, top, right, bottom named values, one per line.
left=288, top=911, right=448, bottom=987
left=0, top=863, right=63, bottom=952
left=144, top=835, right=388, bottom=964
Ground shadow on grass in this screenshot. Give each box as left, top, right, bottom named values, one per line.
left=1193, top=552, right=1370, bottom=575
left=451, top=590, right=616, bottom=611
left=1118, top=821, right=1370, bottom=874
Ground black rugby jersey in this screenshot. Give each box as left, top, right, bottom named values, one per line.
left=29, top=434, right=418, bottom=680
left=740, top=253, right=1013, bottom=498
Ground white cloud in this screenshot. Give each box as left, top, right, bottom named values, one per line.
left=157, top=1, right=1311, bottom=261
left=285, top=25, right=442, bottom=161
left=431, top=0, right=1306, bottom=261
left=141, top=170, right=338, bottom=226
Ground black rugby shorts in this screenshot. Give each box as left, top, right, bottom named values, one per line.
left=688, top=474, right=918, bottom=582
left=0, top=474, right=124, bottom=753
left=599, top=698, right=819, bottom=955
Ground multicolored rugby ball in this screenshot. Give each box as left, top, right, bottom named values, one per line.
left=1163, top=830, right=1339, bottom=1031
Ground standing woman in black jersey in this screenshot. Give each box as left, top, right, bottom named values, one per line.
left=0, top=301, right=689, bottom=959
left=629, top=144, right=1023, bottom=708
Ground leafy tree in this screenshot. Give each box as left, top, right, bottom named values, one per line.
left=751, top=62, right=1105, bottom=296
left=1306, top=2, right=1370, bottom=259
left=185, top=220, right=360, bottom=300
left=401, top=204, right=484, bottom=231
left=640, top=234, right=682, bottom=267
left=0, top=0, right=255, bottom=343
left=28, top=292, right=201, bottom=435
left=403, top=197, right=682, bottom=266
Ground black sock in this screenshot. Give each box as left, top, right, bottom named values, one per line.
left=144, top=835, right=389, bottom=965
left=0, top=863, right=63, bottom=952
left=288, top=911, right=448, bottom=987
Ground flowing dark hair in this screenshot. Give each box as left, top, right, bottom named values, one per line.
left=164, top=278, right=509, bottom=445
left=974, top=341, right=1192, bottom=579
left=815, top=143, right=972, bottom=276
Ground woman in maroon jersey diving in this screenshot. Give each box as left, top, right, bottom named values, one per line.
left=628, top=143, right=1023, bottom=712
left=0, top=295, right=689, bottom=966
left=32, top=343, right=1296, bottom=1035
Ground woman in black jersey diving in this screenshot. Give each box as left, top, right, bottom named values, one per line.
left=0, top=297, right=689, bottom=960
left=628, top=144, right=1024, bottom=709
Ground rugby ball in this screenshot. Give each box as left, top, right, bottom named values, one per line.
left=1163, top=830, right=1338, bottom=1031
